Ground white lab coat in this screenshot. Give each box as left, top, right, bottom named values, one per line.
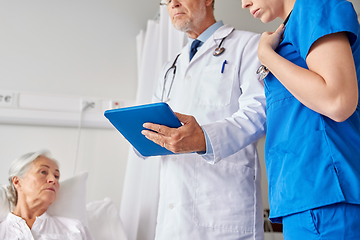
left=152, top=24, right=266, bottom=240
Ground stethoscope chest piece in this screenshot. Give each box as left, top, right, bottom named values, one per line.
left=213, top=28, right=234, bottom=57
left=213, top=47, right=225, bottom=56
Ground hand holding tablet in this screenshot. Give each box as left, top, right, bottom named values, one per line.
left=105, top=102, right=206, bottom=156
left=104, top=102, right=182, bottom=156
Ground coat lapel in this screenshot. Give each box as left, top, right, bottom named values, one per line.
left=188, top=24, right=235, bottom=65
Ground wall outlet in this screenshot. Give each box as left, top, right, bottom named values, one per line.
left=0, top=90, right=14, bottom=107
left=101, top=100, right=125, bottom=111
left=81, top=99, right=99, bottom=112
left=111, top=100, right=122, bottom=109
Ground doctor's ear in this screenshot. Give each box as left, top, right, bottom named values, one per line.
left=205, top=0, right=215, bottom=9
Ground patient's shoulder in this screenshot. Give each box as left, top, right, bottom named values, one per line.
left=0, top=216, right=6, bottom=225
left=45, top=213, right=86, bottom=232
left=50, top=215, right=81, bottom=222
left=45, top=214, right=93, bottom=240
left=0, top=213, right=11, bottom=225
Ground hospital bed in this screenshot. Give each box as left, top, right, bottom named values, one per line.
left=1, top=171, right=284, bottom=240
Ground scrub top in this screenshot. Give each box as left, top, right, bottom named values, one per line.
left=264, top=0, right=360, bottom=223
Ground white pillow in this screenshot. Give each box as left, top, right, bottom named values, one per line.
left=0, top=171, right=89, bottom=228
left=48, top=171, right=89, bottom=228
left=87, top=198, right=128, bottom=240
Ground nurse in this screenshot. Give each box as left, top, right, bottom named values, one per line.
left=141, top=0, right=267, bottom=239
left=241, top=0, right=360, bottom=239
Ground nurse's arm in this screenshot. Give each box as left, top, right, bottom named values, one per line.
left=141, top=112, right=206, bottom=154
left=259, top=30, right=358, bottom=122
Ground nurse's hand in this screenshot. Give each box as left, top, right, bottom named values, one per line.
left=258, top=24, right=285, bottom=65
left=141, top=112, right=206, bottom=154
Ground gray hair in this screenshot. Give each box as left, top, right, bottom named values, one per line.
left=7, top=150, right=58, bottom=208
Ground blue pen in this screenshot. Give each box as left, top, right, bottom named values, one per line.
left=221, top=60, right=227, bottom=73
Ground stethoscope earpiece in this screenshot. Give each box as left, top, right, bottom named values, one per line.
left=213, top=47, right=225, bottom=56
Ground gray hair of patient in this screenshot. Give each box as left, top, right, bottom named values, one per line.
left=7, top=150, right=58, bottom=208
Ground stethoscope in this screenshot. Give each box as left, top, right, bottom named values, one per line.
left=161, top=29, right=234, bottom=102
left=256, top=11, right=292, bottom=81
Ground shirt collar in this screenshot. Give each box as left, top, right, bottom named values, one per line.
left=7, top=212, right=22, bottom=223
left=8, top=211, right=49, bottom=223
left=188, top=21, right=224, bottom=48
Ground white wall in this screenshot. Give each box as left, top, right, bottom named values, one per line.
left=350, top=0, right=360, bottom=15
left=0, top=0, right=162, bottom=99
left=0, top=0, right=161, bottom=208
left=0, top=0, right=358, bottom=211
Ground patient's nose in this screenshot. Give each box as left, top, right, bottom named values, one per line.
left=47, top=174, right=58, bottom=184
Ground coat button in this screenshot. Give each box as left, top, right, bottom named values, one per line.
left=168, top=203, right=174, bottom=209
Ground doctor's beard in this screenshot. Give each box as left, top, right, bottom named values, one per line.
left=172, top=3, right=207, bottom=33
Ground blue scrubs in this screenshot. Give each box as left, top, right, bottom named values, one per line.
left=282, top=203, right=360, bottom=239
left=264, top=0, right=360, bottom=231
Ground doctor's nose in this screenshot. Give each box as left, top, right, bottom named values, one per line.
left=169, top=0, right=181, bottom=8
left=241, top=0, right=252, bottom=9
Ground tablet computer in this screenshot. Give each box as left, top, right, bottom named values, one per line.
left=104, top=102, right=182, bottom=157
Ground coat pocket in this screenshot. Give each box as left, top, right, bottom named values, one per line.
left=193, top=159, right=255, bottom=233
left=193, top=64, right=235, bottom=107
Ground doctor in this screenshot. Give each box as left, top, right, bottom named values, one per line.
left=141, top=0, right=266, bottom=239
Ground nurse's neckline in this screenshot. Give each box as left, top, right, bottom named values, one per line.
left=283, top=10, right=292, bottom=26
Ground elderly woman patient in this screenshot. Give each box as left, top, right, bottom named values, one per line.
left=0, top=150, right=93, bottom=240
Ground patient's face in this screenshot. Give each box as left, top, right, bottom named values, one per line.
left=19, top=156, right=60, bottom=207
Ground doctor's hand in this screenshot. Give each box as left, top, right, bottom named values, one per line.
left=141, top=112, right=206, bottom=154
left=258, top=24, right=285, bottom=64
